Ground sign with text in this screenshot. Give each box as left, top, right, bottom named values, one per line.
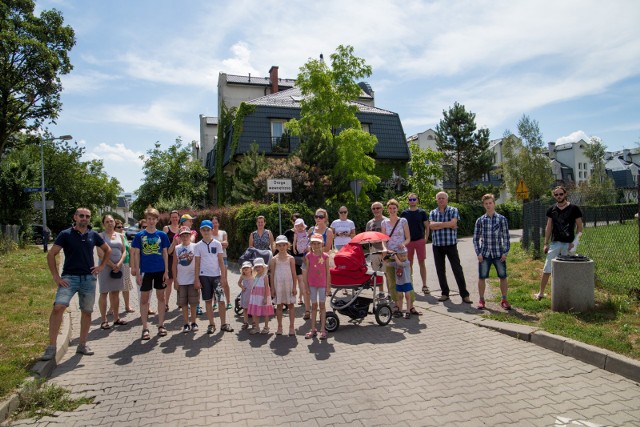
left=33, top=200, right=54, bottom=210
left=267, top=179, right=292, bottom=193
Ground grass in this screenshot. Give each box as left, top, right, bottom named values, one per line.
left=11, top=379, right=94, bottom=420
left=483, top=242, right=640, bottom=360
left=0, top=246, right=57, bottom=400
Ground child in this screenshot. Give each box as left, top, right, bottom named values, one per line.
left=270, top=235, right=298, bottom=336
left=304, top=233, right=331, bottom=340
left=473, top=193, right=512, bottom=310
left=247, top=258, right=274, bottom=334
left=238, top=261, right=253, bottom=330
left=292, top=218, right=310, bottom=313
left=385, top=247, right=414, bottom=319
left=173, top=229, right=198, bottom=333
left=131, top=206, right=170, bottom=340
left=194, top=220, right=233, bottom=334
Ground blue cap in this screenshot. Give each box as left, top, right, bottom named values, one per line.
left=199, top=220, right=213, bottom=229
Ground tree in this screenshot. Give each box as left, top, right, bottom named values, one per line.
left=131, top=138, right=208, bottom=217
left=286, top=45, right=379, bottom=203
left=227, top=143, right=268, bottom=204
left=434, top=102, right=492, bottom=202
left=407, top=142, right=444, bottom=203
left=0, top=0, right=76, bottom=159
left=500, top=115, right=554, bottom=200
left=582, top=136, right=615, bottom=205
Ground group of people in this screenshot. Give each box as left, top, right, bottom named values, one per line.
left=41, top=185, right=583, bottom=360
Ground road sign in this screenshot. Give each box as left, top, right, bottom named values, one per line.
left=516, top=179, right=529, bottom=200
left=267, top=179, right=292, bottom=193
left=33, top=200, right=54, bottom=210
left=23, top=187, right=54, bottom=193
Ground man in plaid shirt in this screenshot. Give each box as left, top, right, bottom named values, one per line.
left=429, top=192, right=471, bottom=303
left=473, top=194, right=511, bottom=310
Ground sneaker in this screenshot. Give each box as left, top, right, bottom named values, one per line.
left=76, top=344, right=94, bottom=356
left=207, top=324, right=216, bottom=334
left=534, top=293, right=544, bottom=301
left=182, top=324, right=191, bottom=333
left=190, top=322, right=199, bottom=332
left=196, top=305, right=203, bottom=315
left=501, top=300, right=512, bottom=310
left=226, top=303, right=232, bottom=310
left=41, top=345, right=57, bottom=361
left=477, top=299, right=486, bottom=309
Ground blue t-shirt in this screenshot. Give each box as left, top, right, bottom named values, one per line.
left=401, top=208, right=428, bottom=241
left=131, top=229, right=170, bottom=273
left=54, top=227, right=106, bottom=276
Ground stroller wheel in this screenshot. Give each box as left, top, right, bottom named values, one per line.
left=374, top=304, right=392, bottom=326
left=234, top=304, right=243, bottom=315
left=325, top=311, right=340, bottom=332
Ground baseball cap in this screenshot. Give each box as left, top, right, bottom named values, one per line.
left=199, top=219, right=213, bottom=229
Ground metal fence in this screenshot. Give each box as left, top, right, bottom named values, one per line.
left=522, top=199, right=640, bottom=293
left=0, top=224, right=20, bottom=243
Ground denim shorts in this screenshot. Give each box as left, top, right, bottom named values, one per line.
left=54, top=275, right=96, bottom=313
left=478, top=257, right=507, bottom=279
left=543, top=241, right=571, bottom=274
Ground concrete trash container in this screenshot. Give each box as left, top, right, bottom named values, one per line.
left=551, top=255, right=595, bottom=312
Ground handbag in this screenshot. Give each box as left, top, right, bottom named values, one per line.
left=110, top=269, right=123, bottom=279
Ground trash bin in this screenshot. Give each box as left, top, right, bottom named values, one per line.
left=551, top=255, right=594, bottom=312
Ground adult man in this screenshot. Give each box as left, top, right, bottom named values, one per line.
left=535, top=186, right=583, bottom=300
left=42, top=208, right=111, bottom=360
left=429, top=192, right=472, bottom=303
left=401, top=193, right=430, bottom=294
left=366, top=201, right=388, bottom=292
left=473, top=194, right=511, bottom=310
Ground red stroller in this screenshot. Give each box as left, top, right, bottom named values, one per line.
left=326, top=237, right=392, bottom=332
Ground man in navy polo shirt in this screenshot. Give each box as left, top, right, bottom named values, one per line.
left=401, top=193, right=430, bottom=295
left=42, top=207, right=111, bottom=361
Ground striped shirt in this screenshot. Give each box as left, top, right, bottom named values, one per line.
left=473, top=213, right=510, bottom=258
left=429, top=206, right=460, bottom=246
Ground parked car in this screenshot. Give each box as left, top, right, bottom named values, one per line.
left=125, top=226, right=141, bottom=240
left=30, top=224, right=51, bottom=245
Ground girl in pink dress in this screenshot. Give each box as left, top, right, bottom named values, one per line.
left=247, top=258, right=274, bottom=334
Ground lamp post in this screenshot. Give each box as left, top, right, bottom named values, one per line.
left=40, top=134, right=72, bottom=252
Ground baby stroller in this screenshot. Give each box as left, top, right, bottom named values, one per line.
left=234, top=247, right=272, bottom=315
left=326, top=240, right=392, bottom=332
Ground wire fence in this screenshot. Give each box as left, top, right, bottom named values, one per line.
left=522, top=199, right=640, bottom=294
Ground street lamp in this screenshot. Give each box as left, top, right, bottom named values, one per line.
left=40, top=134, right=72, bottom=252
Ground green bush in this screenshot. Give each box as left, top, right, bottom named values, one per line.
left=496, top=202, right=523, bottom=229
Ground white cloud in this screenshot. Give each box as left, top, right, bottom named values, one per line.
left=88, top=143, right=145, bottom=165
left=61, top=70, right=119, bottom=94
left=556, top=131, right=591, bottom=145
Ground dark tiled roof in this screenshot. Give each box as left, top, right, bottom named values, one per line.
left=607, top=169, right=636, bottom=188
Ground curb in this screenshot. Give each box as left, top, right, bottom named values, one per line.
left=430, top=306, right=640, bottom=384
left=0, top=309, right=73, bottom=423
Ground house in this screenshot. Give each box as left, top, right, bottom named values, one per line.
left=605, top=148, right=640, bottom=202
left=201, top=66, right=408, bottom=203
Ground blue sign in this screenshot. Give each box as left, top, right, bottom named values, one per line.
left=23, top=187, right=54, bottom=193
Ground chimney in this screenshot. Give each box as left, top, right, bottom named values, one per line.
left=623, top=148, right=631, bottom=162
left=548, top=142, right=556, bottom=160
left=269, top=66, right=279, bottom=94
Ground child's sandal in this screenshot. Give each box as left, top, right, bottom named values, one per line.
left=241, top=322, right=249, bottom=330
left=319, top=331, right=328, bottom=340
left=305, top=330, right=317, bottom=339
left=303, top=311, right=311, bottom=320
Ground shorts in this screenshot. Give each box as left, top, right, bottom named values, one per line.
left=177, top=284, right=199, bottom=306
left=140, top=271, right=166, bottom=292
left=223, top=257, right=228, bottom=267
left=309, top=286, right=327, bottom=304
left=478, top=257, right=507, bottom=279
left=543, top=241, right=571, bottom=274
left=54, top=275, right=96, bottom=313
left=200, top=276, right=225, bottom=302
left=396, top=282, right=413, bottom=293
left=406, top=239, right=427, bottom=261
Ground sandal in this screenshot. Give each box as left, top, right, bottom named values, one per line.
left=221, top=324, right=234, bottom=332
left=289, top=328, right=296, bottom=337
left=276, top=328, right=283, bottom=335
left=158, top=325, right=167, bottom=337
left=241, top=322, right=249, bottom=330
left=249, top=326, right=260, bottom=334
left=100, top=321, right=111, bottom=330
left=113, top=319, right=128, bottom=326
left=125, top=308, right=135, bottom=313
left=207, top=324, right=216, bottom=334
left=303, top=311, right=311, bottom=320
left=141, top=329, right=150, bottom=340
left=409, top=307, right=422, bottom=315
left=260, top=327, right=270, bottom=334
left=319, top=331, right=327, bottom=340
left=422, top=286, right=430, bottom=295
left=305, top=330, right=317, bottom=339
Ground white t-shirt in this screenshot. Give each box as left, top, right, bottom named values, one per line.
left=175, top=243, right=196, bottom=285
left=194, top=239, right=223, bottom=277
left=331, top=219, right=355, bottom=247
left=211, top=229, right=228, bottom=257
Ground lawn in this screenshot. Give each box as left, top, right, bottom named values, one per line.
left=484, top=240, right=640, bottom=360
left=0, top=246, right=57, bottom=399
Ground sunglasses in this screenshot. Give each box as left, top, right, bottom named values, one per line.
left=77, top=214, right=90, bottom=219
left=115, top=226, right=123, bottom=229
left=408, top=198, right=417, bottom=202
left=553, top=193, right=565, bottom=196
left=339, top=211, right=347, bottom=214
left=372, top=207, right=382, bottom=210
left=315, top=215, right=325, bottom=219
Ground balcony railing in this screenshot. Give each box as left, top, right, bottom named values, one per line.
left=271, top=135, right=290, bottom=154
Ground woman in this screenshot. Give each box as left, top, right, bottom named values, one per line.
left=211, top=216, right=232, bottom=309
left=381, top=199, right=416, bottom=315
left=163, top=210, right=181, bottom=311
left=248, top=215, right=275, bottom=253
left=330, top=206, right=356, bottom=250
left=309, top=208, right=334, bottom=253
left=97, top=214, right=127, bottom=329
left=114, top=220, right=135, bottom=314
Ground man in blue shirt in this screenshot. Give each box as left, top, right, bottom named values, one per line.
left=401, top=193, right=430, bottom=295
left=429, top=192, right=471, bottom=303
left=42, top=207, right=111, bottom=361
left=473, top=194, right=511, bottom=310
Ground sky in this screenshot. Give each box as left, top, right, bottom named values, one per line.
left=36, top=0, right=640, bottom=193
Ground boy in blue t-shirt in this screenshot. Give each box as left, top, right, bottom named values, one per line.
left=131, top=207, right=170, bottom=340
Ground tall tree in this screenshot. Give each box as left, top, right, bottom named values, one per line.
left=500, top=115, right=554, bottom=200
left=0, top=0, right=75, bottom=158
left=286, top=45, right=379, bottom=203
left=582, top=136, right=615, bottom=205
left=131, top=138, right=208, bottom=217
left=228, top=143, right=268, bottom=204
left=434, top=102, right=492, bottom=202
left=407, top=142, right=444, bottom=203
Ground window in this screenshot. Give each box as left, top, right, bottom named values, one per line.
left=270, top=120, right=289, bottom=154
left=361, top=123, right=370, bottom=133
left=271, top=120, right=285, bottom=139
left=578, top=163, right=582, bottom=170
left=578, top=171, right=582, bottom=178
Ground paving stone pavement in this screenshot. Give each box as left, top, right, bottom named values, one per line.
left=10, top=232, right=640, bottom=426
